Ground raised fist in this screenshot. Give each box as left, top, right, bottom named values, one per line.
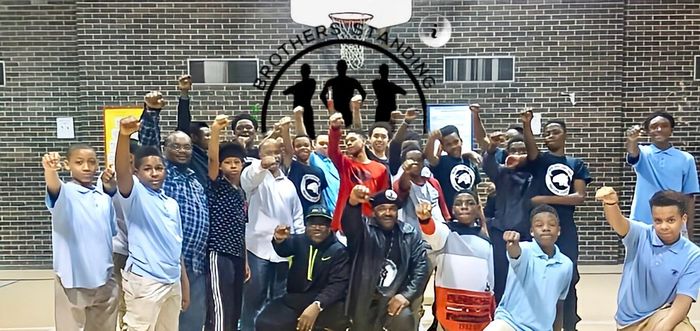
left=277, top=116, right=292, bottom=129
left=212, top=115, right=230, bottom=131
left=402, top=159, right=421, bottom=176
left=503, top=231, right=520, bottom=246
left=415, top=200, right=432, bottom=221
left=428, top=129, right=442, bottom=141
left=42, top=152, right=63, bottom=172
left=404, top=108, right=418, bottom=123
left=350, top=95, right=362, bottom=113
left=469, top=103, right=481, bottom=114
left=260, top=155, right=278, bottom=170
left=144, top=91, right=166, bottom=109
left=119, top=116, right=140, bottom=136
left=329, top=113, right=344, bottom=129
left=626, top=125, right=643, bottom=143
left=101, top=164, right=116, bottom=187
left=178, top=74, right=192, bottom=93
left=349, top=185, right=371, bottom=206
left=520, top=107, right=533, bottom=124
left=273, top=224, right=291, bottom=242
left=595, top=186, right=619, bottom=205
left=293, top=106, right=304, bottom=117
left=390, top=111, right=403, bottom=122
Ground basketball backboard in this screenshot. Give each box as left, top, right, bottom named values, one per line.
left=290, top=0, right=412, bottom=28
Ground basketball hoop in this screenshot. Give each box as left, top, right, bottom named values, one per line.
left=329, top=12, right=374, bottom=70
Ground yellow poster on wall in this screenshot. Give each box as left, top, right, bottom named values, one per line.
left=103, top=106, right=143, bottom=166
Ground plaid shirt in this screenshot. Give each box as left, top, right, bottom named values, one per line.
left=139, top=107, right=210, bottom=274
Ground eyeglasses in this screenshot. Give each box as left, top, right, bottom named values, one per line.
left=167, top=144, right=193, bottom=151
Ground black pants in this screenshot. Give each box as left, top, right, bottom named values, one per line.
left=489, top=226, right=531, bottom=304
left=255, top=296, right=349, bottom=331
left=360, top=299, right=415, bottom=331
left=205, top=251, right=244, bottom=331
left=557, top=227, right=581, bottom=331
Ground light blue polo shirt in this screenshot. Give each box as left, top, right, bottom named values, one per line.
left=309, top=152, right=340, bottom=214
left=118, top=178, right=183, bottom=284
left=616, top=220, right=700, bottom=326
left=45, top=181, right=116, bottom=289
left=628, top=144, right=699, bottom=224
left=494, top=241, right=573, bottom=331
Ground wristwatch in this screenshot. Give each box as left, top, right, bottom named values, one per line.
left=312, top=300, right=324, bottom=312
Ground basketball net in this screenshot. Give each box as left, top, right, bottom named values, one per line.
left=329, top=12, right=373, bottom=70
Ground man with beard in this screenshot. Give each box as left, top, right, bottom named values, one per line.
left=255, top=205, right=350, bottom=331
left=240, top=137, right=304, bottom=331
left=279, top=113, right=329, bottom=215
left=626, top=111, right=698, bottom=238
left=342, top=185, right=429, bottom=330
left=520, top=110, right=591, bottom=331
left=139, top=91, right=209, bottom=331
left=328, top=112, right=390, bottom=231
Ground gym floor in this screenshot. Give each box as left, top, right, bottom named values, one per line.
left=1, top=265, right=698, bottom=330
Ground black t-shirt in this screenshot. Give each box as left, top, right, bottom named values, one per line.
left=377, top=228, right=401, bottom=293
left=430, top=155, right=482, bottom=210
left=287, top=160, right=328, bottom=215
left=522, top=151, right=592, bottom=230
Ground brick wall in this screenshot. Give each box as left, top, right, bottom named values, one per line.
left=0, top=0, right=697, bottom=268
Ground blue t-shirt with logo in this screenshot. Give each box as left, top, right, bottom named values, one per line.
left=430, top=155, right=481, bottom=210
left=288, top=160, right=328, bottom=215
left=522, top=152, right=591, bottom=231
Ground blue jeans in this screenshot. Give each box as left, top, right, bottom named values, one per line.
left=240, top=251, right=288, bottom=331
left=179, top=268, right=207, bottom=331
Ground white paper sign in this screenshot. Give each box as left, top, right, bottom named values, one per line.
left=531, top=112, right=542, bottom=135
left=427, top=104, right=473, bottom=153
left=56, top=117, right=74, bottom=139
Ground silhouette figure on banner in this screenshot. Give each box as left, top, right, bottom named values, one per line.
left=372, top=63, right=407, bottom=122
left=283, top=64, right=318, bottom=138
left=320, top=60, right=367, bottom=127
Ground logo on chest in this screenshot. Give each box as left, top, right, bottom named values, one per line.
left=450, top=164, right=475, bottom=191
left=545, top=163, right=574, bottom=196
left=300, top=174, right=321, bottom=203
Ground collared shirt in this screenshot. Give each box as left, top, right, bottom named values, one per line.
left=46, top=181, right=116, bottom=289
left=616, top=220, right=700, bottom=326
left=97, top=176, right=128, bottom=256
left=207, top=176, right=247, bottom=257
left=242, top=159, right=304, bottom=263
left=119, top=178, right=183, bottom=284
left=309, top=152, right=340, bottom=215
left=627, top=144, right=699, bottom=224
left=139, top=107, right=210, bottom=274
left=163, top=161, right=209, bottom=274
left=495, top=241, right=573, bottom=331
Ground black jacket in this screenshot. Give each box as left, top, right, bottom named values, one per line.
left=341, top=203, right=429, bottom=330
left=272, top=233, right=350, bottom=309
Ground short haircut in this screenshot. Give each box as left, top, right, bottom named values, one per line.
left=164, top=131, right=191, bottom=146
left=440, top=125, right=461, bottom=139
left=129, top=139, right=141, bottom=155
left=369, top=121, right=392, bottom=137
left=506, top=135, right=525, bottom=150
left=219, top=142, right=247, bottom=163
left=134, top=145, right=164, bottom=168
left=346, top=130, right=366, bottom=140
left=293, top=134, right=312, bottom=144
left=643, top=111, right=675, bottom=131
left=66, top=144, right=95, bottom=159
left=188, top=121, right=209, bottom=137
left=544, top=119, right=567, bottom=133
left=507, top=124, right=524, bottom=134
left=231, top=113, right=259, bottom=132
left=530, top=204, right=560, bottom=223
left=453, top=189, right=479, bottom=206
left=649, top=190, right=687, bottom=215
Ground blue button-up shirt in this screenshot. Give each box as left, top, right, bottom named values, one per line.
left=310, top=152, right=340, bottom=215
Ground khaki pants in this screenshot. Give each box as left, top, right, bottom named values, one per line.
left=113, top=253, right=128, bottom=330
left=484, top=319, right=516, bottom=331
left=54, top=275, right=118, bottom=331
left=121, top=270, right=181, bottom=331
left=619, top=306, right=696, bottom=331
